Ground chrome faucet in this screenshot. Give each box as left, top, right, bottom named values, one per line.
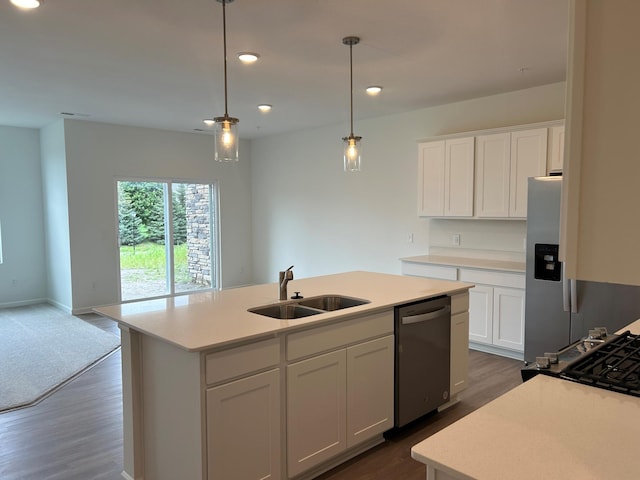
left=279, top=265, right=294, bottom=300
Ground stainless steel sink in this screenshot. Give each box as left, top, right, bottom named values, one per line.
left=248, top=304, right=322, bottom=319
left=298, top=295, right=370, bottom=311
left=248, top=294, right=370, bottom=319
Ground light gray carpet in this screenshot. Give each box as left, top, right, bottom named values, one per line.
left=0, top=304, right=120, bottom=412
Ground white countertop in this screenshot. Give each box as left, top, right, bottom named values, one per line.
left=401, top=255, right=525, bottom=273
left=411, top=319, right=640, bottom=480
left=94, top=271, right=472, bottom=352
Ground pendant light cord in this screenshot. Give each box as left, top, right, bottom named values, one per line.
left=222, top=0, right=229, bottom=117
left=349, top=42, right=354, bottom=137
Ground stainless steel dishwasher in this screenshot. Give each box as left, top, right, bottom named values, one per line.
left=394, top=295, right=451, bottom=427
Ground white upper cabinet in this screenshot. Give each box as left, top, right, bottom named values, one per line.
left=547, top=125, right=565, bottom=173
left=419, top=122, right=558, bottom=219
left=418, top=141, right=446, bottom=216
left=475, top=133, right=511, bottom=218
left=444, top=137, right=475, bottom=217
left=418, top=137, right=474, bottom=217
left=475, top=128, right=548, bottom=218
left=509, top=128, right=548, bottom=218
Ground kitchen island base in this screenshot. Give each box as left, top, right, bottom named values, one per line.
left=95, top=272, right=472, bottom=480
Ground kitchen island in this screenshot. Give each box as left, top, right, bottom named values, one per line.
left=95, top=271, right=472, bottom=480
left=411, top=319, right=640, bottom=480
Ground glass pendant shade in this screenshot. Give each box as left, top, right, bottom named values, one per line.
left=343, top=135, right=362, bottom=172
left=214, top=116, right=239, bottom=162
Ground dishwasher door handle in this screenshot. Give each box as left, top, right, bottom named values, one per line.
left=401, top=306, right=450, bottom=325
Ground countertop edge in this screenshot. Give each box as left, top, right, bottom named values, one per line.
left=95, top=272, right=474, bottom=352
left=401, top=255, right=525, bottom=273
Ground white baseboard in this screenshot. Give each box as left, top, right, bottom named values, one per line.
left=0, top=298, right=48, bottom=309
left=46, top=298, right=72, bottom=313
left=120, top=471, right=137, bottom=480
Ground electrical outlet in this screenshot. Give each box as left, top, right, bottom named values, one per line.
left=452, top=234, right=460, bottom=246
left=408, top=233, right=414, bottom=243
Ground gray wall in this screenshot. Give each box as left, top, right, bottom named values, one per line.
left=61, top=119, right=252, bottom=312
left=0, top=126, right=47, bottom=306
left=0, top=82, right=565, bottom=310
left=250, top=83, right=566, bottom=284
left=40, top=121, right=72, bottom=310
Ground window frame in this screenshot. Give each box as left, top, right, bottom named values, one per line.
left=114, top=176, right=221, bottom=303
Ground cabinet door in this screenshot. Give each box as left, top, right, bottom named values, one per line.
left=287, top=350, right=347, bottom=477
left=346, top=335, right=394, bottom=448
left=468, top=285, right=493, bottom=345
left=450, top=312, right=469, bottom=396
left=206, top=369, right=280, bottom=480
left=418, top=141, right=446, bottom=216
left=509, top=128, right=548, bottom=218
left=475, top=133, right=511, bottom=217
left=547, top=125, right=565, bottom=173
left=492, top=287, right=525, bottom=352
left=444, top=137, right=475, bottom=217
left=561, top=1, right=640, bottom=286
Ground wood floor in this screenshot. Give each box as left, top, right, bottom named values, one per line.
left=0, top=314, right=524, bottom=480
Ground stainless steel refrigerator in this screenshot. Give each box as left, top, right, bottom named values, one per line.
left=524, top=176, right=640, bottom=363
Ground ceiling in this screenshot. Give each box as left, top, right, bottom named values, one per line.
left=0, top=0, right=569, bottom=139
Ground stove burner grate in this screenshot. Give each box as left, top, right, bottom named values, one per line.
left=560, top=332, right=640, bottom=397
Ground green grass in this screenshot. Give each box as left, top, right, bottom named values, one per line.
left=120, top=242, right=189, bottom=282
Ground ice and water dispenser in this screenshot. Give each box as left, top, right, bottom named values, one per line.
left=534, top=243, right=562, bottom=281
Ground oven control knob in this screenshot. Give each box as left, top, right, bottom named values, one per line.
left=535, top=356, right=551, bottom=369
left=544, top=353, right=559, bottom=364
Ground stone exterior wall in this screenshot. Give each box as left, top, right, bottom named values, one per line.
left=185, top=184, right=212, bottom=287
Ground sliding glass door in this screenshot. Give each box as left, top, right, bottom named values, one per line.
left=117, top=180, right=218, bottom=301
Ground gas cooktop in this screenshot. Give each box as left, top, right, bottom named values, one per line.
left=522, top=329, right=640, bottom=398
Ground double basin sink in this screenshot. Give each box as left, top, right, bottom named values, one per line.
left=248, top=295, right=370, bottom=319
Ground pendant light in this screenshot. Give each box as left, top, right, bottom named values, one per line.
left=342, top=36, right=362, bottom=172
left=213, top=0, right=239, bottom=162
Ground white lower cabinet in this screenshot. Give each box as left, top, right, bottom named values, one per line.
left=286, top=311, right=394, bottom=478
left=206, top=369, right=281, bottom=480
left=468, top=284, right=493, bottom=345
left=463, top=269, right=525, bottom=359
left=449, top=293, right=469, bottom=397
left=287, top=350, right=347, bottom=477
left=492, top=287, right=525, bottom=351
left=346, top=336, right=395, bottom=447
left=204, top=337, right=282, bottom=480
left=286, top=329, right=394, bottom=478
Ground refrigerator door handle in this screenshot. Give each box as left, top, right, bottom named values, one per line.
left=570, top=279, right=578, bottom=313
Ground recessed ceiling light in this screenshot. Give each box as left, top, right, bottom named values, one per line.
left=203, top=119, right=215, bottom=126
left=258, top=104, right=272, bottom=113
left=365, top=86, right=383, bottom=96
left=10, top=0, right=42, bottom=9
left=238, top=52, right=259, bottom=64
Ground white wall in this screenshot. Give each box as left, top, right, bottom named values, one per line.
left=0, top=126, right=47, bottom=307
left=250, top=83, right=566, bottom=284
left=62, top=119, right=252, bottom=312
left=428, top=219, right=527, bottom=261
left=40, top=120, right=73, bottom=311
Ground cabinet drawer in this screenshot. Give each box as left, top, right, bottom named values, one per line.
left=287, top=311, right=393, bottom=362
left=459, top=268, right=525, bottom=289
left=451, top=293, right=469, bottom=315
left=205, top=337, right=280, bottom=385
left=401, top=262, right=458, bottom=281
